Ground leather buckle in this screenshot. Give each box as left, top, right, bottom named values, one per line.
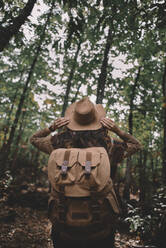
left=61, top=160, right=68, bottom=176
left=85, top=161, right=91, bottom=175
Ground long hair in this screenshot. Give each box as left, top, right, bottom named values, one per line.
left=51, top=127, right=109, bottom=151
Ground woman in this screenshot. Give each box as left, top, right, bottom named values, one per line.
left=30, top=97, right=141, bottom=248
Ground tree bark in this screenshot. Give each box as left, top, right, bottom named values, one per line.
left=0, top=0, right=37, bottom=52
left=162, top=61, right=166, bottom=184
left=123, top=66, right=141, bottom=201
left=61, top=40, right=82, bottom=117
left=96, top=27, right=112, bottom=104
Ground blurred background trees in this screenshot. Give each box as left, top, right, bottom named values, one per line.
left=0, top=0, right=166, bottom=246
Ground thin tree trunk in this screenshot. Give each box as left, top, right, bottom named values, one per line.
left=151, top=156, right=156, bottom=193
left=162, top=61, right=166, bottom=184
left=1, top=71, right=24, bottom=150
left=61, top=40, right=82, bottom=117
left=11, top=110, right=26, bottom=170
left=1, top=89, right=18, bottom=149
left=139, top=150, right=147, bottom=211
left=71, top=82, right=82, bottom=103
left=123, top=158, right=131, bottom=201
left=96, top=27, right=112, bottom=104
left=4, top=49, right=41, bottom=157
left=0, top=3, right=54, bottom=169
left=123, top=66, right=141, bottom=201
left=0, top=0, right=37, bottom=51
left=128, top=66, right=142, bottom=135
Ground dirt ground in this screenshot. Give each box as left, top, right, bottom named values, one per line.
left=0, top=187, right=146, bottom=248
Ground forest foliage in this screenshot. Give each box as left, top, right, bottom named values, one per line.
left=0, top=0, right=166, bottom=246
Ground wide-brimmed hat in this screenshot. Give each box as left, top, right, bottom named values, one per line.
left=64, top=97, right=106, bottom=130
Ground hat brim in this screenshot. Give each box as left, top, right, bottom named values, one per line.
left=65, top=103, right=106, bottom=131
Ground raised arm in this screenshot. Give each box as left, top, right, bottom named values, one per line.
left=100, top=117, right=141, bottom=157
left=30, top=117, right=69, bottom=154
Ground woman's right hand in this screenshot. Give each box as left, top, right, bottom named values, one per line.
left=49, top=117, right=70, bottom=132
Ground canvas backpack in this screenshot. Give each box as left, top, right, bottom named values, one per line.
left=48, top=147, right=120, bottom=241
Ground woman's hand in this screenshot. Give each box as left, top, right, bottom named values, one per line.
left=100, top=117, right=120, bottom=133
left=101, top=117, right=141, bottom=146
left=49, top=117, right=70, bottom=132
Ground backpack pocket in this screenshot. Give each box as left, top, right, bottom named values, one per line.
left=48, top=149, right=78, bottom=188
left=66, top=198, right=92, bottom=227
left=77, top=150, right=101, bottom=188
left=77, top=149, right=110, bottom=193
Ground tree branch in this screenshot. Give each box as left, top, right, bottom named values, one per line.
left=0, top=0, right=37, bottom=52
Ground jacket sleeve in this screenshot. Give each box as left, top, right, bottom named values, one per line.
left=112, top=132, right=141, bottom=159
left=30, top=128, right=54, bottom=155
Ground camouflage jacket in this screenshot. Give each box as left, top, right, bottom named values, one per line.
left=30, top=127, right=141, bottom=179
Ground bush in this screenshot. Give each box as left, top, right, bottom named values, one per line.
left=124, top=187, right=166, bottom=247
left=0, top=170, right=13, bottom=197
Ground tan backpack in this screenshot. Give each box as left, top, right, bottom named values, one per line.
left=48, top=147, right=120, bottom=240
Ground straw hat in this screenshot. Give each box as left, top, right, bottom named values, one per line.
left=64, top=97, right=106, bottom=130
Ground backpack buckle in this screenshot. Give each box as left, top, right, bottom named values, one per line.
left=85, top=161, right=91, bottom=175
left=61, top=160, right=68, bottom=176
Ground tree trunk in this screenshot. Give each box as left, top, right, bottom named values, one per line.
left=0, top=0, right=37, bottom=51
left=128, top=66, right=141, bottom=135
left=4, top=48, right=41, bottom=158
left=139, top=150, right=147, bottom=211
left=1, top=89, right=18, bottom=149
left=162, top=61, right=166, bottom=184
left=0, top=3, right=54, bottom=170
left=123, top=66, right=141, bottom=201
left=61, top=40, right=82, bottom=117
left=123, top=158, right=131, bottom=201
left=11, top=110, right=26, bottom=170
left=71, top=82, right=82, bottom=103
left=0, top=71, right=24, bottom=150
left=96, top=27, right=112, bottom=104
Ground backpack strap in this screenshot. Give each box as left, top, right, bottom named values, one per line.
left=85, top=151, right=101, bottom=222
left=91, top=199, right=101, bottom=223
left=90, top=185, right=101, bottom=223
left=57, top=150, right=71, bottom=222
left=57, top=187, right=67, bottom=223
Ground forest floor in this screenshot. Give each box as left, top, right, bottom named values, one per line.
left=0, top=186, right=153, bottom=248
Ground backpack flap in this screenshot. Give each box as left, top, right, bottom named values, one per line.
left=78, top=150, right=100, bottom=187
left=48, top=149, right=78, bottom=190
left=78, top=148, right=110, bottom=193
